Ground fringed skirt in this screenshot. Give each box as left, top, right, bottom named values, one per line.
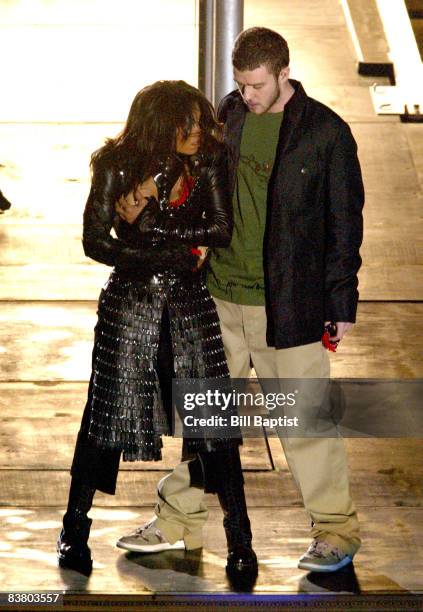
left=84, top=269, right=234, bottom=462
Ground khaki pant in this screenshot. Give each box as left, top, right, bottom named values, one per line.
left=154, top=297, right=361, bottom=556
left=155, top=460, right=207, bottom=548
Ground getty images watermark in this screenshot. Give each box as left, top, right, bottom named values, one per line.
left=172, top=378, right=423, bottom=438
left=172, top=379, right=312, bottom=439
left=182, top=387, right=300, bottom=429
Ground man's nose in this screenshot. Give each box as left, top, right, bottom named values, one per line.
left=241, top=86, right=253, bottom=100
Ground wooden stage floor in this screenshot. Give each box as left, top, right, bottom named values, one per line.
left=1, top=0, right=423, bottom=610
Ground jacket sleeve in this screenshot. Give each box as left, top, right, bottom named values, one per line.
left=217, top=96, right=230, bottom=123
left=324, top=122, right=364, bottom=323
left=216, top=90, right=238, bottom=123
left=135, top=149, right=233, bottom=248
left=82, top=160, right=162, bottom=270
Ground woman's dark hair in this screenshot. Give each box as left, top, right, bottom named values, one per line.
left=91, top=80, right=222, bottom=191
left=232, top=27, right=290, bottom=77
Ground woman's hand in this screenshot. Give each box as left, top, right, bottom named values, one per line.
left=115, top=177, right=158, bottom=224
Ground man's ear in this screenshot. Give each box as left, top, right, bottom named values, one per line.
left=279, top=66, right=290, bottom=82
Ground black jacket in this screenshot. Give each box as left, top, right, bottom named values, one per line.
left=217, top=80, right=364, bottom=349
left=82, top=147, right=232, bottom=278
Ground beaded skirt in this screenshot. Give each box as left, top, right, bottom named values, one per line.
left=84, top=269, right=233, bottom=462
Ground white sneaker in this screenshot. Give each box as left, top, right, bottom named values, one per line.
left=298, top=539, right=353, bottom=572
left=116, top=519, right=185, bottom=553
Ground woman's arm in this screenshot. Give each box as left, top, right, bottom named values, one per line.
left=133, top=149, right=233, bottom=248
left=83, top=159, right=198, bottom=273
left=82, top=160, right=123, bottom=265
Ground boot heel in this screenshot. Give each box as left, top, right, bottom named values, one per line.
left=58, top=550, right=93, bottom=577
left=183, top=529, right=203, bottom=550
left=57, top=515, right=93, bottom=577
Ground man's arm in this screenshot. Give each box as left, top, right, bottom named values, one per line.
left=324, top=122, right=364, bottom=340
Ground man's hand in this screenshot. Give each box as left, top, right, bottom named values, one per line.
left=115, top=191, right=147, bottom=225
left=196, top=246, right=209, bottom=269
left=115, top=177, right=158, bottom=225
left=324, top=321, right=353, bottom=343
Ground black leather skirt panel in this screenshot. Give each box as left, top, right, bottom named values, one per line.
left=81, top=269, right=231, bottom=462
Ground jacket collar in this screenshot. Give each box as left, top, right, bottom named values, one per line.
left=229, top=79, right=308, bottom=155
left=277, top=79, right=308, bottom=156
left=223, top=80, right=308, bottom=194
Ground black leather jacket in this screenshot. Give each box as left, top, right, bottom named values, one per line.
left=217, top=81, right=364, bottom=349
left=82, top=146, right=233, bottom=279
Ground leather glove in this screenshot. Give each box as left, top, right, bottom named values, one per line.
left=137, top=196, right=166, bottom=244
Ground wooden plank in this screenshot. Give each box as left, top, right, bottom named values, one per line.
left=344, top=0, right=391, bottom=63
left=361, top=240, right=423, bottom=267
left=7, top=201, right=422, bottom=272
left=308, top=86, right=397, bottom=123
left=1, top=216, right=423, bottom=302
left=0, top=383, right=273, bottom=470
left=245, top=0, right=345, bottom=27
left=358, top=265, right=423, bottom=300
left=0, top=419, right=272, bottom=472
left=1, top=383, right=421, bottom=472
left=0, top=382, right=89, bottom=419
left=1, top=459, right=422, bottom=509
left=363, top=193, right=423, bottom=233
left=0, top=471, right=293, bottom=508
left=0, top=265, right=105, bottom=301
left=345, top=438, right=423, bottom=471
left=0, top=301, right=96, bottom=381
left=330, top=303, right=423, bottom=378
left=404, top=123, right=423, bottom=191
left=0, top=506, right=422, bottom=594
left=1, top=255, right=423, bottom=303
left=0, top=224, right=85, bottom=266
left=358, top=192, right=423, bottom=299
left=0, top=122, right=417, bottom=207
left=2, top=303, right=423, bottom=381
left=0, top=124, right=94, bottom=224
left=352, top=123, right=421, bottom=195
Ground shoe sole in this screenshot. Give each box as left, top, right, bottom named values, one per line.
left=58, top=555, right=93, bottom=576
left=297, top=554, right=352, bottom=573
left=116, top=539, right=185, bottom=553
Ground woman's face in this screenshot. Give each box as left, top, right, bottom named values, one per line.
left=176, top=107, right=201, bottom=155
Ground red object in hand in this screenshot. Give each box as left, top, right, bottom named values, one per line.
left=322, top=323, right=339, bottom=352
left=322, top=330, right=337, bottom=352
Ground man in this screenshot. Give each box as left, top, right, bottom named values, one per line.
left=116, top=27, right=364, bottom=573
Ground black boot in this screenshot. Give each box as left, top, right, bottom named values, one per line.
left=57, top=480, right=95, bottom=576
left=57, top=513, right=93, bottom=576
left=217, top=449, right=258, bottom=588
left=195, top=448, right=258, bottom=589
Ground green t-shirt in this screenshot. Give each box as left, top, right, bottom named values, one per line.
left=208, top=111, right=283, bottom=305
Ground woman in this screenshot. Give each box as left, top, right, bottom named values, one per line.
left=57, top=80, right=257, bottom=584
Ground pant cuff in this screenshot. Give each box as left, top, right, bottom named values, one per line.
left=154, top=516, right=185, bottom=544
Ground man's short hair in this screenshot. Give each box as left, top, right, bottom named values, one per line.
left=232, top=27, right=290, bottom=76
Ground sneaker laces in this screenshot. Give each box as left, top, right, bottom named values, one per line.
left=308, top=540, right=345, bottom=561
left=135, top=519, right=155, bottom=533
left=134, top=519, right=165, bottom=543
